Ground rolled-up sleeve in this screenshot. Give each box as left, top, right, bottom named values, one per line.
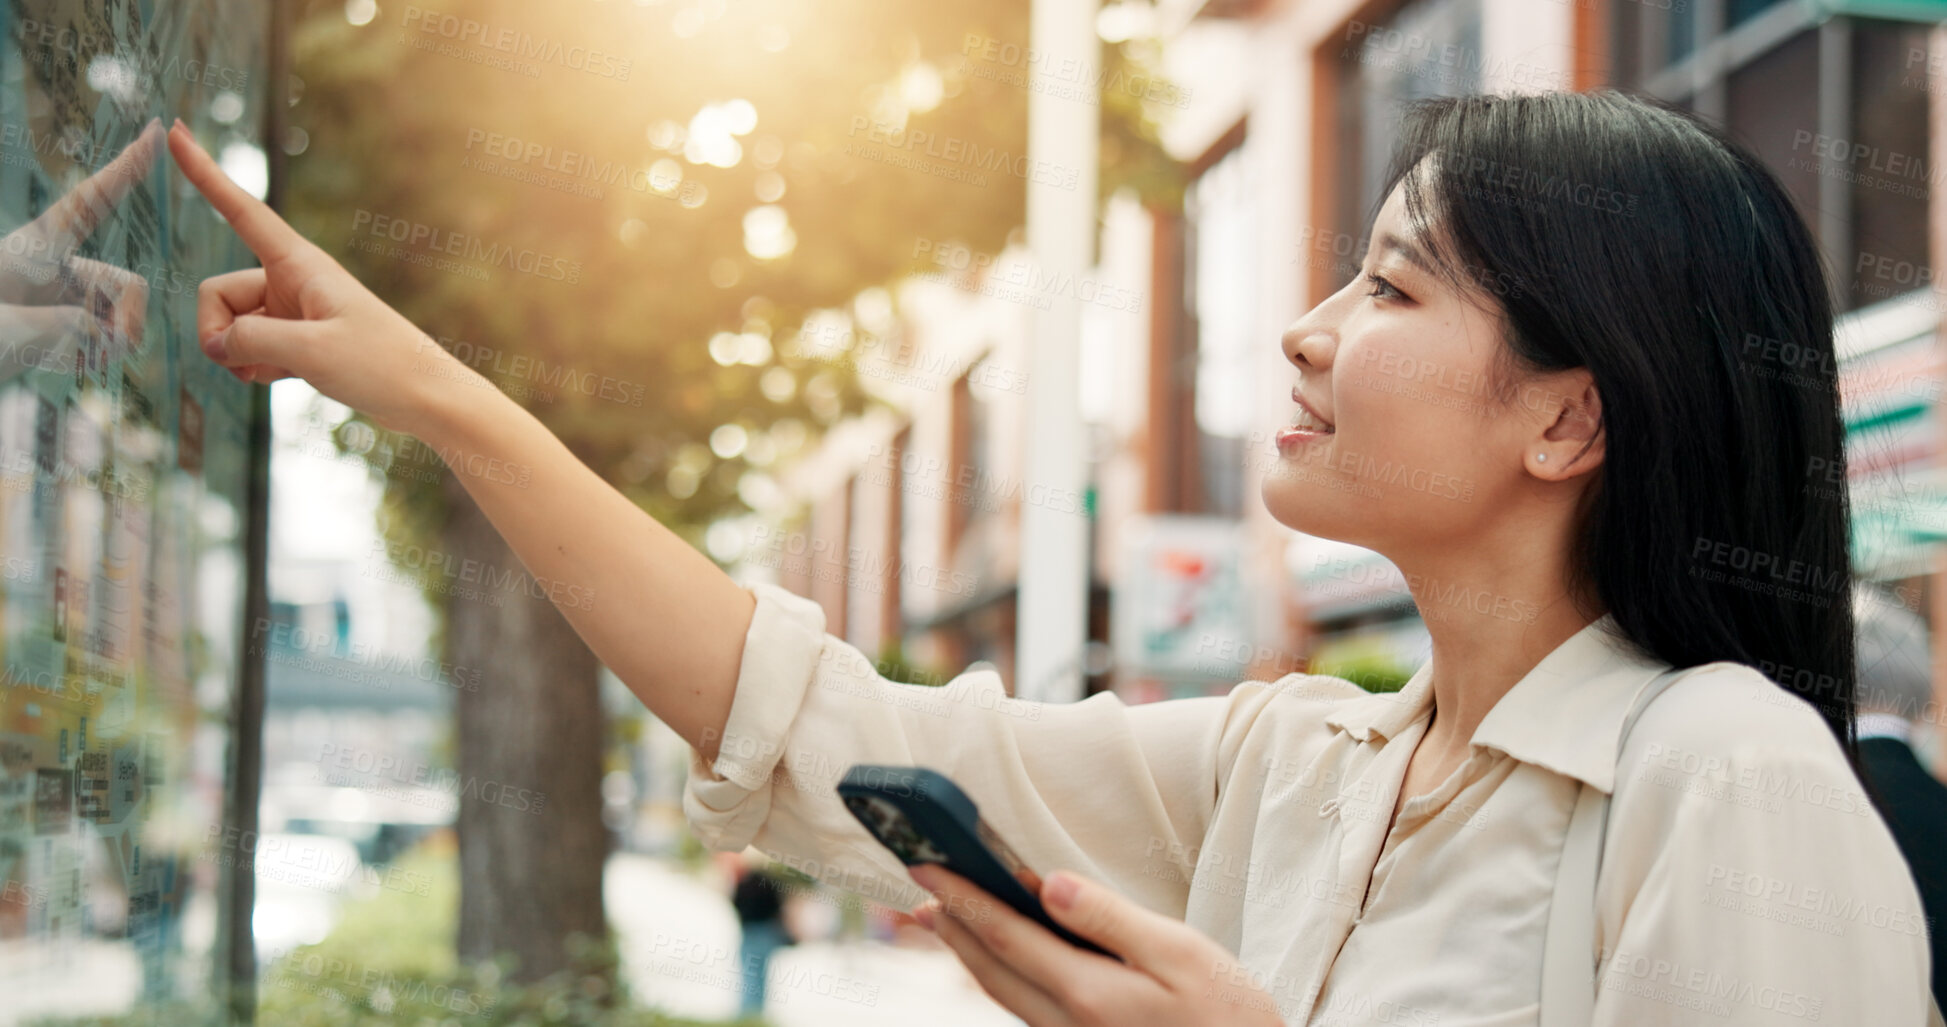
left=683, top=582, right=1248, bottom=916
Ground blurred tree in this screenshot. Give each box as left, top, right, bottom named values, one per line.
left=279, top=0, right=1181, bottom=985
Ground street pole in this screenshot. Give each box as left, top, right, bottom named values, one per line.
left=1016, top=0, right=1100, bottom=703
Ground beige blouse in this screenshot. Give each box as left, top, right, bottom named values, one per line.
left=685, top=583, right=1935, bottom=1025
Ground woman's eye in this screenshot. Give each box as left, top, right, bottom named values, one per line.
left=1364, top=272, right=1402, bottom=301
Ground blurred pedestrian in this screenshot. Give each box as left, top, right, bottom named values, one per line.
left=728, top=847, right=791, bottom=1017
left=1854, top=584, right=1947, bottom=1010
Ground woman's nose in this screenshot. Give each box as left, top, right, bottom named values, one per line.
left=1281, top=316, right=1334, bottom=372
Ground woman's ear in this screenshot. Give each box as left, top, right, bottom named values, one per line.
left=1528, top=369, right=1604, bottom=478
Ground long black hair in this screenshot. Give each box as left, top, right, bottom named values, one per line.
left=1378, top=90, right=1857, bottom=756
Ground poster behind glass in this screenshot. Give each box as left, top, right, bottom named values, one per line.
left=0, top=0, right=264, bottom=1022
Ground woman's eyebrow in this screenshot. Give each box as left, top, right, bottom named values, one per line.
left=1376, top=230, right=1436, bottom=275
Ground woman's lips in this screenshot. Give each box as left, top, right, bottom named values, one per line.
left=1275, top=424, right=1333, bottom=454
left=1280, top=388, right=1334, bottom=454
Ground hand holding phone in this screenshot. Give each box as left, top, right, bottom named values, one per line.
left=836, top=763, right=1116, bottom=958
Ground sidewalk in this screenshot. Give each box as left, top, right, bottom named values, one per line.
left=605, top=853, right=1023, bottom=1026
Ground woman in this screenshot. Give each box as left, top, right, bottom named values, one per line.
left=163, top=89, right=1934, bottom=1025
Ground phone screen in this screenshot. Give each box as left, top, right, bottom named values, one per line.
left=843, top=793, right=951, bottom=863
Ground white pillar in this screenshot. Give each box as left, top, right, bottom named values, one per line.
left=1016, top=0, right=1100, bottom=703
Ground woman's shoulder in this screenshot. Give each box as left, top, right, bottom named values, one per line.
left=1614, top=660, right=1875, bottom=819
left=1626, top=660, right=1846, bottom=755
left=1598, top=665, right=1933, bottom=1018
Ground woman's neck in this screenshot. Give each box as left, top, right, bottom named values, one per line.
left=1394, top=536, right=1602, bottom=756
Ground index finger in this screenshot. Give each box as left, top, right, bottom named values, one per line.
left=30, top=117, right=163, bottom=259
left=912, top=865, right=1120, bottom=990
left=167, top=119, right=302, bottom=263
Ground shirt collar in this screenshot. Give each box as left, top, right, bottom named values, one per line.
left=1321, top=658, right=1437, bottom=743
left=1323, top=613, right=1673, bottom=794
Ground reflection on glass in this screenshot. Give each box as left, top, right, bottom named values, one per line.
left=0, top=2, right=266, bottom=1023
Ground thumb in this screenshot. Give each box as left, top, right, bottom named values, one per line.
left=209, top=312, right=318, bottom=372
left=1039, top=870, right=1191, bottom=973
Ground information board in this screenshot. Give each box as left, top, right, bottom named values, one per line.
left=0, top=1, right=267, bottom=1021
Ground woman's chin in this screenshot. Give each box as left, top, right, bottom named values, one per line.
left=1260, top=478, right=1347, bottom=538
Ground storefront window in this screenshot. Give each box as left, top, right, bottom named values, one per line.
left=1614, top=9, right=1933, bottom=313
left=1725, top=29, right=1820, bottom=232
left=1330, top=0, right=1484, bottom=292
left=1185, top=143, right=1255, bottom=519
left=1669, top=3, right=1698, bottom=64
left=1845, top=20, right=1933, bottom=312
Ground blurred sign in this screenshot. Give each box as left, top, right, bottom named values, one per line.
left=1839, top=290, right=1946, bottom=581
left=1111, top=516, right=1250, bottom=681
left=1286, top=534, right=1414, bottom=622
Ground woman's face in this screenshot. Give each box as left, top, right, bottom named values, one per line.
left=1260, top=180, right=1599, bottom=561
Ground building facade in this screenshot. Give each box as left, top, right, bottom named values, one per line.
left=731, top=0, right=1947, bottom=768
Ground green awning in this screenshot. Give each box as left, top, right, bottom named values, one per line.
left=1852, top=475, right=1947, bottom=580
left=1805, top=0, right=1947, bottom=20
left=1846, top=396, right=1929, bottom=436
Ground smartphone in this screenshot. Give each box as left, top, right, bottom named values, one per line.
left=836, top=763, right=1116, bottom=958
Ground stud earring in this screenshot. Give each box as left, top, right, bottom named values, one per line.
left=1537, top=453, right=1548, bottom=463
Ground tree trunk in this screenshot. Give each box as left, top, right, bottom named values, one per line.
left=444, top=472, right=608, bottom=983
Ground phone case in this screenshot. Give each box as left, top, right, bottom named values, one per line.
left=836, top=763, right=1115, bottom=957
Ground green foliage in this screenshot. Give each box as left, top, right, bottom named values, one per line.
left=259, top=840, right=470, bottom=1002
left=25, top=1002, right=227, bottom=1027
left=673, top=830, right=712, bottom=874
left=1098, top=39, right=1189, bottom=214
left=24, top=841, right=765, bottom=1026
left=1310, top=647, right=1414, bottom=694
left=246, top=840, right=765, bottom=1027
left=870, top=637, right=950, bottom=687
left=281, top=0, right=1184, bottom=571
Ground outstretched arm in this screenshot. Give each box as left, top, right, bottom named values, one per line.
left=165, top=120, right=755, bottom=762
